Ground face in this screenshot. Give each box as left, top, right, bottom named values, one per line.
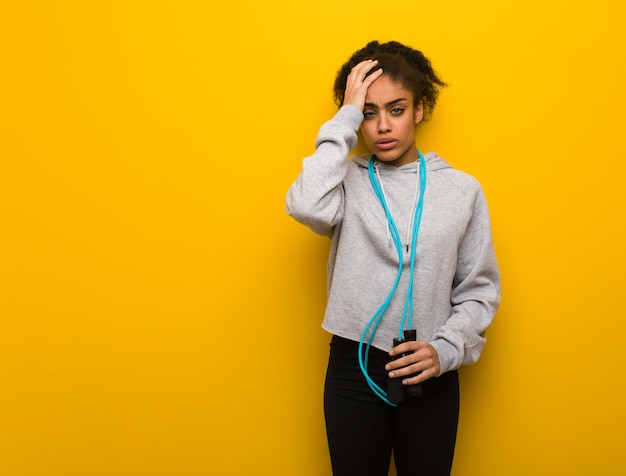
left=361, top=75, right=424, bottom=167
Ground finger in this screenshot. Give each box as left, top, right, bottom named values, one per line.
left=349, top=59, right=379, bottom=81
left=362, top=65, right=383, bottom=85
left=386, top=347, right=433, bottom=373
left=389, top=357, right=438, bottom=382
left=400, top=368, right=434, bottom=386
left=387, top=356, right=428, bottom=375
left=388, top=340, right=424, bottom=357
left=352, top=59, right=378, bottom=72
left=387, top=361, right=418, bottom=378
left=386, top=353, right=424, bottom=374
left=343, top=60, right=382, bottom=108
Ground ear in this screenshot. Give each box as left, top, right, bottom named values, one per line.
left=414, top=100, right=424, bottom=124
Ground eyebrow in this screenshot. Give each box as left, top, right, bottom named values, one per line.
left=364, top=98, right=408, bottom=109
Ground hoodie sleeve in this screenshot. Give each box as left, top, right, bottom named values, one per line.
left=285, top=105, right=363, bottom=236
left=430, top=186, right=501, bottom=374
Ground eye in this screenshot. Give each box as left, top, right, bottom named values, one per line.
left=363, top=111, right=376, bottom=119
left=390, top=107, right=404, bottom=115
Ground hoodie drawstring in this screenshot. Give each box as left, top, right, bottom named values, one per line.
left=374, top=159, right=422, bottom=252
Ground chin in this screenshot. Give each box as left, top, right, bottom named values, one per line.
left=377, top=151, right=406, bottom=162
left=374, top=149, right=400, bottom=161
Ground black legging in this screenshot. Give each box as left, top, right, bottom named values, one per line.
left=324, top=335, right=459, bottom=476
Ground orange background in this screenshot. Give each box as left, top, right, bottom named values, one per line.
left=1, top=1, right=625, bottom=474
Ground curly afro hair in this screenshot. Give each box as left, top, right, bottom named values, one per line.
left=333, top=41, right=447, bottom=119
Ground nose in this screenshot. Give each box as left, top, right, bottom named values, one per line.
left=378, top=113, right=391, bottom=134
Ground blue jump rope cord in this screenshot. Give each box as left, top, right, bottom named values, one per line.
left=400, top=151, right=427, bottom=335
left=358, top=150, right=427, bottom=405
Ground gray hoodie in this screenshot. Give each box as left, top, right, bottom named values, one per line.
left=286, top=105, right=500, bottom=374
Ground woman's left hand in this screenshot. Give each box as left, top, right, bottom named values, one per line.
left=386, top=341, right=441, bottom=385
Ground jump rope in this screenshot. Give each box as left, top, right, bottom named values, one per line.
left=357, top=149, right=427, bottom=406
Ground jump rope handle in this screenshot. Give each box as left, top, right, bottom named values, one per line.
left=387, top=329, right=424, bottom=404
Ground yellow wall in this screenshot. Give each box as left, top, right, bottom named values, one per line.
left=1, top=1, right=625, bottom=474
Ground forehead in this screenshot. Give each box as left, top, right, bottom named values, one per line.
left=365, top=75, right=413, bottom=104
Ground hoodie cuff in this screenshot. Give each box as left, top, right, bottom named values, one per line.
left=430, top=338, right=460, bottom=375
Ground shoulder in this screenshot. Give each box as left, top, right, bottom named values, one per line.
left=425, top=152, right=483, bottom=196
left=441, top=169, right=483, bottom=196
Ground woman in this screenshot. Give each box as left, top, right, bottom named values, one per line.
left=286, top=40, right=500, bottom=476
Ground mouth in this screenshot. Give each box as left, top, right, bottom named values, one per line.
left=375, top=139, right=398, bottom=150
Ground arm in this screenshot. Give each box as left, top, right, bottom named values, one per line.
left=286, top=61, right=384, bottom=235
left=387, top=188, right=501, bottom=383
left=431, top=188, right=500, bottom=374
left=285, top=105, right=362, bottom=235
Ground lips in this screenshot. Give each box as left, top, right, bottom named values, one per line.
left=375, top=138, right=398, bottom=150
